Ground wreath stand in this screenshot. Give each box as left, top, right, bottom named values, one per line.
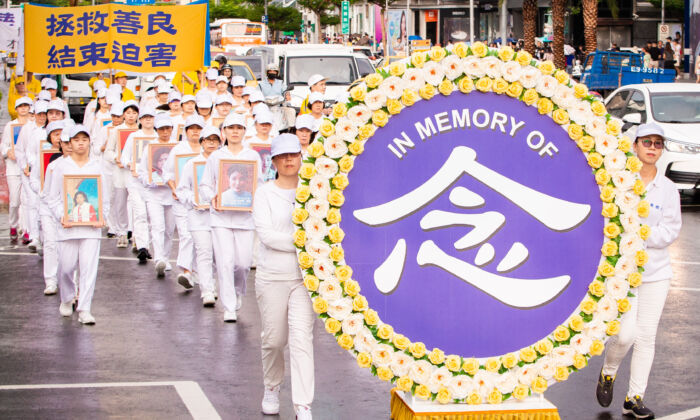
left=390, top=389, right=561, bottom=420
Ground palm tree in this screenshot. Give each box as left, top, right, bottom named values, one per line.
left=522, top=0, right=537, bottom=54
left=582, top=0, right=598, bottom=53
left=552, top=0, right=566, bottom=69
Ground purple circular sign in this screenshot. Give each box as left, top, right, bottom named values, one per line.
left=343, top=92, right=603, bottom=357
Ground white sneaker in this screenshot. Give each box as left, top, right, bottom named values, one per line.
left=295, top=405, right=312, bottom=420
left=44, top=283, right=58, bottom=295
left=116, top=235, right=128, bottom=248
left=223, top=311, right=237, bottom=323
left=236, top=297, right=242, bottom=311
left=59, top=301, right=74, bottom=317
left=261, top=386, right=280, bottom=415
left=155, top=260, right=166, bottom=278
left=202, top=293, right=216, bottom=307
left=165, top=262, right=173, bottom=271
left=28, top=239, right=40, bottom=252
left=78, top=311, right=96, bottom=325
left=177, top=272, right=193, bottom=290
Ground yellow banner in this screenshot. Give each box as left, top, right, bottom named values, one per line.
left=24, top=3, right=206, bottom=74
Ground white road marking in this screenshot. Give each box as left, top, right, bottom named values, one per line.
left=656, top=406, right=700, bottom=420
left=0, top=381, right=220, bottom=420
left=670, top=287, right=700, bottom=292
left=0, top=251, right=176, bottom=263
left=672, top=260, right=700, bottom=265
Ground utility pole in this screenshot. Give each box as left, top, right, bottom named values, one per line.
left=499, top=0, right=507, bottom=46
left=469, top=0, right=474, bottom=43
left=661, top=0, right=665, bottom=24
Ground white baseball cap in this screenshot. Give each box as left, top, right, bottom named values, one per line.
left=252, top=103, right=270, bottom=116
left=123, top=99, right=139, bottom=110
left=110, top=102, right=125, bottom=116
left=68, top=124, right=90, bottom=139
left=93, top=80, right=107, bottom=92
left=206, top=68, right=218, bottom=80
left=37, top=90, right=51, bottom=101
left=308, top=92, right=324, bottom=105
left=34, top=101, right=48, bottom=114
left=222, top=113, right=247, bottom=128
left=96, top=88, right=107, bottom=99
left=14, top=97, right=32, bottom=108
left=139, top=107, right=156, bottom=118
left=181, top=94, right=196, bottom=104
left=185, top=115, right=206, bottom=129
left=199, top=126, right=222, bottom=141
left=255, top=110, right=273, bottom=125
left=60, top=120, right=75, bottom=142
left=40, top=78, right=51, bottom=88
left=295, top=114, right=316, bottom=131
left=307, top=74, right=326, bottom=87
left=108, top=84, right=122, bottom=94
left=216, top=75, right=229, bottom=84
left=196, top=95, right=213, bottom=109
left=249, top=91, right=264, bottom=103
left=231, top=76, right=246, bottom=87
left=46, top=120, right=65, bottom=134
left=635, top=122, right=665, bottom=140
left=154, top=113, right=174, bottom=129
left=44, top=79, right=58, bottom=90
left=242, top=86, right=255, bottom=96
left=271, top=133, right=301, bottom=158
left=47, top=99, right=65, bottom=112
left=156, top=83, right=171, bottom=94
left=168, top=91, right=182, bottom=103
left=106, top=93, right=120, bottom=105
left=215, top=94, right=233, bottom=105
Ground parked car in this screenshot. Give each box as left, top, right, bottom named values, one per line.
left=229, top=60, right=258, bottom=87
left=605, top=83, right=700, bottom=192
left=581, top=51, right=675, bottom=94
left=375, top=55, right=407, bottom=69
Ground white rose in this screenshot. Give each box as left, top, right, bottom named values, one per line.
left=323, top=135, right=349, bottom=159
left=305, top=197, right=330, bottom=220
left=441, top=54, right=463, bottom=80
left=423, top=61, right=445, bottom=86
left=615, top=190, right=641, bottom=213
left=364, top=88, right=387, bottom=111
left=605, top=276, right=630, bottom=300
left=620, top=211, right=641, bottom=233
left=318, top=278, right=343, bottom=301
left=569, top=101, right=593, bottom=126
left=519, top=65, right=541, bottom=89
left=501, top=60, right=522, bottom=82
left=603, top=150, right=628, bottom=172
left=596, top=295, right=619, bottom=322
left=378, top=75, right=404, bottom=100
left=402, top=68, right=425, bottom=91
left=551, top=345, right=576, bottom=367
left=535, top=355, right=556, bottom=380
left=302, top=216, right=327, bottom=240
left=462, top=56, right=485, bottom=78
left=449, top=375, right=474, bottom=400
left=347, top=104, right=372, bottom=125
left=615, top=255, right=637, bottom=277
left=390, top=351, right=413, bottom=377
left=326, top=297, right=353, bottom=320
left=370, top=343, right=394, bottom=368
left=354, top=328, right=378, bottom=353
left=482, top=56, right=502, bottom=79
left=552, top=84, right=575, bottom=109
left=535, top=75, right=557, bottom=97
left=611, top=170, right=635, bottom=191
left=306, top=239, right=331, bottom=260
left=308, top=175, right=331, bottom=199
left=333, top=118, right=358, bottom=142
left=314, top=157, right=339, bottom=180
left=595, top=134, right=620, bottom=156
left=428, top=366, right=452, bottom=393
left=583, top=318, right=607, bottom=340
left=472, top=370, right=496, bottom=398
left=619, top=232, right=643, bottom=256
left=494, top=372, right=518, bottom=394
left=409, top=360, right=434, bottom=385
left=341, top=313, right=364, bottom=336
left=516, top=365, right=538, bottom=386
left=570, top=332, right=593, bottom=355
left=312, top=257, right=334, bottom=280
left=585, top=116, right=607, bottom=137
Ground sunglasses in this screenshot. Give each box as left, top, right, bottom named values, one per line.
left=638, top=138, right=664, bottom=149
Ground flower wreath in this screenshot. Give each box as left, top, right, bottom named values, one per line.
left=292, top=42, right=650, bottom=405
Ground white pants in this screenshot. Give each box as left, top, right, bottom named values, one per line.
left=21, top=176, right=38, bottom=240
left=256, top=278, right=315, bottom=406
left=19, top=174, right=29, bottom=234
left=111, top=187, right=129, bottom=236
left=40, top=214, right=58, bottom=285
left=7, top=174, right=21, bottom=229
left=58, top=238, right=101, bottom=313
left=191, top=230, right=214, bottom=296
left=211, top=227, right=254, bottom=313
left=173, top=202, right=193, bottom=271
left=146, top=201, right=175, bottom=263
left=602, top=279, right=670, bottom=398
left=126, top=182, right=149, bottom=249
left=102, top=164, right=115, bottom=233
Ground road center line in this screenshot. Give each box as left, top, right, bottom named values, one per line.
left=656, top=406, right=700, bottom=420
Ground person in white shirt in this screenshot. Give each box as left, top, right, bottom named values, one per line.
left=1, top=97, right=32, bottom=241
left=87, top=88, right=111, bottom=141
left=45, top=124, right=109, bottom=325
left=230, top=76, right=248, bottom=111
left=199, top=113, right=262, bottom=322
left=215, top=75, right=229, bottom=97
left=94, top=100, right=124, bottom=239
left=307, top=92, right=324, bottom=132
left=293, top=114, right=317, bottom=158
left=212, top=95, right=233, bottom=121
left=43, top=78, right=70, bottom=118
left=244, top=110, right=274, bottom=145
left=195, top=93, right=214, bottom=126
left=175, top=125, right=222, bottom=306
left=83, top=80, right=107, bottom=128
left=253, top=133, right=314, bottom=420
left=202, top=68, right=219, bottom=101
left=597, top=122, right=682, bottom=419
left=15, top=101, right=46, bottom=245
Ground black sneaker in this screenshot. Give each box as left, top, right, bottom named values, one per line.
left=596, top=370, right=615, bottom=407
left=137, top=248, right=149, bottom=264
left=623, top=395, right=655, bottom=419
left=107, top=233, right=116, bottom=238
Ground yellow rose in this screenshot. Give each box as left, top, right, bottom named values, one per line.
left=372, top=109, right=389, bottom=127
left=498, top=46, right=515, bottom=62
left=589, top=340, right=605, bottom=356
left=538, top=60, right=555, bottom=75
left=580, top=298, right=597, bottom=314
left=633, top=179, right=646, bottom=196
left=568, top=123, right=583, bottom=140
left=364, top=309, right=379, bottom=325
left=453, top=42, right=468, bottom=58
left=377, top=366, right=394, bottom=382
left=386, top=99, right=403, bottom=115
left=329, top=245, right=345, bottom=262
left=512, top=384, right=530, bottom=400
left=328, top=189, right=346, bottom=207
left=392, top=334, right=411, bottom=350
left=389, top=61, right=406, bottom=77
left=475, top=77, right=493, bottom=93
left=325, top=317, right=341, bottom=334
left=328, top=226, right=345, bottom=243
left=591, top=101, right=607, bottom=117
left=601, top=241, right=619, bottom=257
left=429, top=46, right=447, bottom=62
left=419, top=83, right=435, bottom=100
left=487, top=389, right=503, bottom=405
left=490, top=78, right=507, bottom=95
left=298, top=252, right=314, bottom=269
left=595, top=168, right=611, bottom=186
left=552, top=108, right=569, bottom=124
left=522, top=88, right=539, bottom=105
left=639, top=224, right=651, bottom=240
left=445, top=355, right=461, bottom=372
left=462, top=358, right=479, bottom=375
left=326, top=208, right=341, bottom=225
left=331, top=174, right=349, bottom=191
left=600, top=185, right=616, bottom=203
left=396, top=376, right=413, bottom=392
left=628, top=272, right=642, bottom=288
left=352, top=295, right=368, bottom=312
left=506, top=81, right=523, bottom=98
left=574, top=83, right=589, bottom=98
left=295, top=185, right=311, bottom=203
left=618, top=136, right=632, bottom=153
left=438, top=79, right=454, bottom=96
left=335, top=264, right=353, bottom=282
left=293, top=229, right=306, bottom=248
left=337, top=333, right=354, bottom=350
left=292, top=208, right=309, bottom=225
left=502, top=353, right=518, bottom=369
left=637, top=200, right=650, bottom=218
left=635, top=250, right=649, bottom=267
left=602, top=202, right=619, bottom=219
left=554, top=69, right=570, bottom=85
left=531, top=376, right=548, bottom=393
left=606, top=119, right=621, bottom=136
left=618, top=298, right=631, bottom=313
left=437, top=387, right=452, bottom=404
left=307, top=141, right=325, bottom=158
left=467, top=392, right=483, bottom=405
left=299, top=162, right=316, bottom=180
left=350, top=84, right=367, bottom=102
left=598, top=261, right=616, bottom=277
left=485, top=357, right=501, bottom=372
left=348, top=140, right=364, bottom=156
left=458, top=77, right=475, bottom=94
left=356, top=352, right=372, bottom=368
left=377, top=323, right=394, bottom=340
left=577, top=135, right=595, bottom=152
left=573, top=353, right=588, bottom=369
left=535, top=339, right=553, bottom=355
left=554, top=366, right=570, bottom=382
left=569, top=314, right=584, bottom=332
left=411, top=52, right=426, bottom=68
left=409, top=342, right=427, bottom=359
left=364, top=73, right=383, bottom=89
left=312, top=296, right=328, bottom=314
left=553, top=326, right=571, bottom=342
left=428, top=348, right=445, bottom=365
left=414, top=384, right=431, bottom=400
left=516, top=51, right=533, bottom=66
left=358, top=123, right=376, bottom=140
left=470, top=41, right=487, bottom=57
left=303, top=274, right=319, bottom=292
left=587, top=152, right=604, bottom=169
left=343, top=278, right=360, bottom=296
left=401, top=89, right=418, bottom=106
left=332, top=102, right=348, bottom=119
left=626, top=156, right=642, bottom=172
left=604, top=222, right=621, bottom=239
left=319, top=119, right=335, bottom=138
left=589, top=280, right=605, bottom=297
left=519, top=347, right=537, bottom=363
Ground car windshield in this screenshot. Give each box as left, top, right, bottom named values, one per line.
left=237, top=57, right=262, bottom=78
left=356, top=57, right=374, bottom=77
left=287, top=56, right=357, bottom=85
left=650, top=92, right=700, bottom=124
left=232, top=64, right=254, bottom=81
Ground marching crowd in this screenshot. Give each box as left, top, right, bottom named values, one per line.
left=0, top=64, right=329, bottom=419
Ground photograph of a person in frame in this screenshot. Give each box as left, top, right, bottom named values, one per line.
left=70, top=191, right=98, bottom=223
left=151, top=146, right=171, bottom=185
left=220, top=163, right=254, bottom=209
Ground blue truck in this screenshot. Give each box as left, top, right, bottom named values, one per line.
left=580, top=51, right=675, bottom=93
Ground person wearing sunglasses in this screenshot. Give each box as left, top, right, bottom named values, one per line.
left=596, top=122, right=682, bottom=419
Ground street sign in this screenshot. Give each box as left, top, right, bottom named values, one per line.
left=341, top=0, right=349, bottom=35
left=261, top=15, right=268, bottom=24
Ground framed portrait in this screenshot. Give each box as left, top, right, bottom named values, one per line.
left=248, top=142, right=275, bottom=182
left=131, top=136, right=156, bottom=176
left=216, top=159, right=257, bottom=211
left=116, top=128, right=137, bottom=159
left=63, top=174, right=103, bottom=227
left=100, top=119, right=111, bottom=127
left=40, top=148, right=61, bottom=190
left=175, top=153, right=198, bottom=185
left=193, top=161, right=208, bottom=209
left=10, top=124, right=22, bottom=150
left=148, top=143, right=176, bottom=186
left=212, top=117, right=225, bottom=128
left=176, top=124, right=184, bottom=142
